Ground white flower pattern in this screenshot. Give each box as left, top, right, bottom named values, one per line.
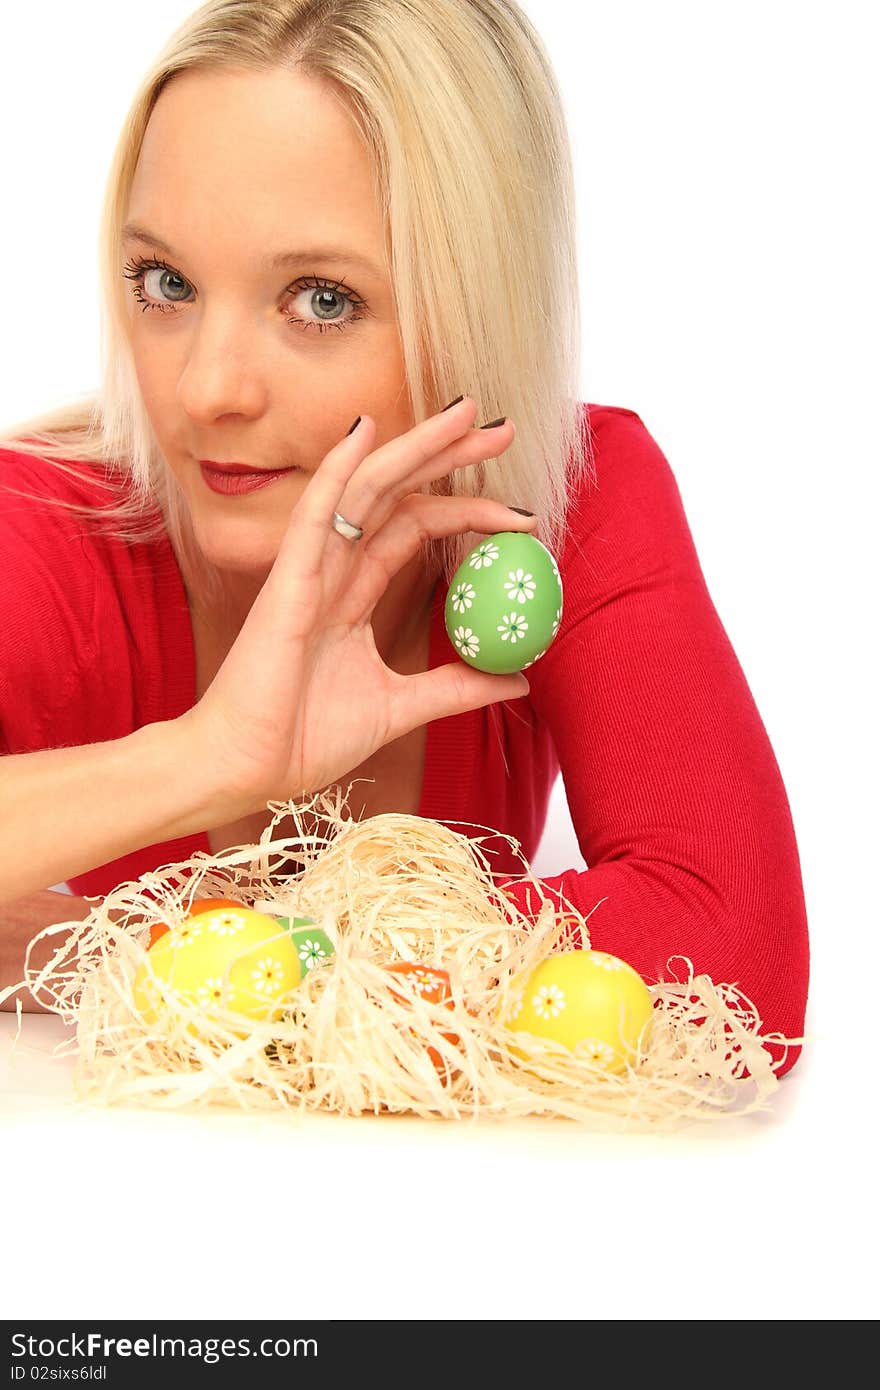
left=195, top=977, right=229, bottom=1008
left=450, top=581, right=477, bottom=613
left=452, top=625, right=480, bottom=658
left=407, top=968, right=441, bottom=996
left=574, top=1038, right=619, bottom=1067
left=497, top=611, right=529, bottom=644
left=204, top=912, right=248, bottom=937
left=503, top=569, right=536, bottom=604
left=468, top=541, right=500, bottom=570
left=251, top=958, right=286, bottom=995
left=533, top=983, right=566, bottom=1019
left=297, top=939, right=327, bottom=971
left=592, top=953, right=626, bottom=971
left=172, top=923, right=203, bottom=947
left=505, top=986, right=524, bottom=1021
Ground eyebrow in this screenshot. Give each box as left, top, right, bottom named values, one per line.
left=120, top=221, right=386, bottom=278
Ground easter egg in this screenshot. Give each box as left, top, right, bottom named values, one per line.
left=386, top=962, right=460, bottom=1075
left=445, top=531, right=563, bottom=674
left=501, top=949, right=654, bottom=1073
left=134, top=905, right=302, bottom=1032
left=273, top=915, right=336, bottom=974
left=148, top=897, right=243, bottom=948
left=387, top=961, right=453, bottom=1006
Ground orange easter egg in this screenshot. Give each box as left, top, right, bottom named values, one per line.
left=386, top=962, right=461, bottom=1078
left=148, top=897, right=245, bottom=948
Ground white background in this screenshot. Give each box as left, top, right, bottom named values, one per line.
left=1, top=1, right=877, bottom=1323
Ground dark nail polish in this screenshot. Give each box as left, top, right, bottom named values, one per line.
left=508, top=506, right=534, bottom=516
left=346, top=416, right=361, bottom=435
left=441, top=395, right=464, bottom=411
left=480, top=416, right=507, bottom=430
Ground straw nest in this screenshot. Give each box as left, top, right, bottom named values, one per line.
left=4, top=787, right=800, bottom=1130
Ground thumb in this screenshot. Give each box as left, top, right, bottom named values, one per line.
left=395, top=662, right=530, bottom=733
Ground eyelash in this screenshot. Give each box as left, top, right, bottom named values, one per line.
left=121, top=254, right=368, bottom=334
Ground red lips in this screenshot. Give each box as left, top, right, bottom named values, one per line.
left=199, top=463, right=295, bottom=496
left=199, top=460, right=288, bottom=475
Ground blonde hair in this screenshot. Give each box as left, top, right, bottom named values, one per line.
left=0, top=0, right=593, bottom=612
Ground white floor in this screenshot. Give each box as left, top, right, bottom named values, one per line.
left=18, top=776, right=871, bottom=1322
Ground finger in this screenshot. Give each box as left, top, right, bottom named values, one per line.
left=333, top=395, right=480, bottom=531
left=341, top=415, right=518, bottom=540
left=342, top=493, right=539, bottom=625
left=270, top=414, right=378, bottom=584
left=407, top=417, right=516, bottom=498
left=386, top=659, right=529, bottom=746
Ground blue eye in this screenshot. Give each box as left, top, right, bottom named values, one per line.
left=121, top=255, right=368, bottom=334
left=286, top=276, right=368, bottom=332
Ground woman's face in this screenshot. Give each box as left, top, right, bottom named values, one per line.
left=123, top=67, right=415, bottom=599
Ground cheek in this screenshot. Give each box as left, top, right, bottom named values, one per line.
left=343, top=336, right=413, bottom=440
left=296, top=345, right=411, bottom=455
left=130, top=336, right=179, bottom=418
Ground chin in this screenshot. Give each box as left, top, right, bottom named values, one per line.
left=191, top=518, right=283, bottom=573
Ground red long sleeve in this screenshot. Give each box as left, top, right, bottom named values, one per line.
left=495, top=406, right=809, bottom=1075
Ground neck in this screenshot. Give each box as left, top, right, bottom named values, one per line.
left=186, top=556, right=438, bottom=673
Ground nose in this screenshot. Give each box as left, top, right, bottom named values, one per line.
left=176, top=307, right=270, bottom=423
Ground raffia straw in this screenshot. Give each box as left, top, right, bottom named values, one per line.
left=1, top=786, right=802, bottom=1130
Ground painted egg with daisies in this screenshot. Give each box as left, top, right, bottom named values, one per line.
left=500, top=949, right=654, bottom=1073
left=133, top=905, right=302, bottom=1035
left=386, top=961, right=461, bottom=1079
left=272, top=914, right=336, bottom=975
left=444, top=531, right=563, bottom=674
left=148, top=897, right=243, bottom=948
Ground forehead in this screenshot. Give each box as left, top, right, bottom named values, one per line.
left=128, top=67, right=387, bottom=263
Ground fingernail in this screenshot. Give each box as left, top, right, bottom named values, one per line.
left=508, top=506, right=534, bottom=516
left=480, top=416, right=507, bottom=430
left=346, top=416, right=362, bottom=435
left=441, top=394, right=465, bottom=411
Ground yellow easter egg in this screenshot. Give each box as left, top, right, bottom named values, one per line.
left=133, top=906, right=302, bottom=1034
left=501, top=949, right=654, bottom=1073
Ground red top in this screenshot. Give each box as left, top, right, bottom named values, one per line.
left=0, top=405, right=810, bottom=1074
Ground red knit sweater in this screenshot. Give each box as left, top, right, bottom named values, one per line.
left=0, top=405, right=809, bottom=1074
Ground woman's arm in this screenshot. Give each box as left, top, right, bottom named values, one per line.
left=1, top=888, right=95, bottom=1011
left=512, top=407, right=809, bottom=1075
left=0, top=715, right=247, bottom=906
left=0, top=715, right=256, bottom=1009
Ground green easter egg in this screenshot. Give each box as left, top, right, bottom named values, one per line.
left=275, top=915, right=336, bottom=974
left=444, top=532, right=563, bottom=674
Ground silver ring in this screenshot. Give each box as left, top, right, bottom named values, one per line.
left=332, top=511, right=364, bottom=541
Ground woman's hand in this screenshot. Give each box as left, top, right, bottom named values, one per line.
left=185, top=396, right=538, bottom=814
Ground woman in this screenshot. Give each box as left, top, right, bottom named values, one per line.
left=0, top=0, right=809, bottom=1073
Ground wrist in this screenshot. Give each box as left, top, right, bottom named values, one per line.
left=164, top=711, right=264, bottom=831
